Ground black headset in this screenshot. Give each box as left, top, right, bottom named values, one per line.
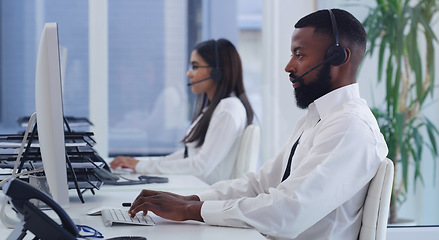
left=326, top=9, right=347, bottom=66
left=210, top=40, right=222, bottom=83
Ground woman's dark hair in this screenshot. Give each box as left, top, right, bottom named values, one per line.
left=183, top=38, right=254, bottom=147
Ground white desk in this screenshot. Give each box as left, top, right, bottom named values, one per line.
left=1, top=175, right=266, bottom=240
left=387, top=226, right=439, bottom=240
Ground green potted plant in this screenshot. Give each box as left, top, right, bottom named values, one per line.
left=362, top=0, right=439, bottom=223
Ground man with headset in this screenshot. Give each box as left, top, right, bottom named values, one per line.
left=128, top=9, right=388, bottom=239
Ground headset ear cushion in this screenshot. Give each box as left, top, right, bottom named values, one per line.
left=325, top=44, right=347, bottom=66
left=210, top=68, right=222, bottom=83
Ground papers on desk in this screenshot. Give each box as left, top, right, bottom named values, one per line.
left=17, top=115, right=93, bottom=128
left=0, top=127, right=106, bottom=201
left=0, top=161, right=105, bottom=169
left=0, top=141, right=87, bottom=148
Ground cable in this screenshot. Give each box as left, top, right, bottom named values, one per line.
left=11, top=113, right=37, bottom=178
left=0, top=168, right=44, bottom=186
left=1, top=112, right=38, bottom=229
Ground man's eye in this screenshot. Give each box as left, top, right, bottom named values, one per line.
left=295, top=53, right=303, bottom=59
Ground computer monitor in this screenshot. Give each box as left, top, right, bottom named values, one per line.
left=35, top=22, right=69, bottom=207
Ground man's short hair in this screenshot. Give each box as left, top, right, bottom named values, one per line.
left=295, top=9, right=366, bottom=55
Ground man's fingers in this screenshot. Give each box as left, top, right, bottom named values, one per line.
left=130, top=192, right=159, bottom=213
left=129, top=196, right=164, bottom=217
left=129, top=202, right=151, bottom=217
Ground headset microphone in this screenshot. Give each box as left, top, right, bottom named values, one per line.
left=187, top=76, right=212, bottom=86
left=291, top=53, right=340, bottom=83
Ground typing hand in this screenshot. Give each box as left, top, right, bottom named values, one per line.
left=110, top=156, right=139, bottom=170
left=128, top=189, right=203, bottom=222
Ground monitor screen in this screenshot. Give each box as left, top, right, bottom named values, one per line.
left=35, top=22, right=69, bottom=207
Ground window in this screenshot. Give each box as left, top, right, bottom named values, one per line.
left=107, top=0, right=190, bottom=155
left=0, top=0, right=89, bottom=134
left=0, top=0, right=263, bottom=158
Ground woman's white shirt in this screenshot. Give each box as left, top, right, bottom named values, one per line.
left=135, top=96, right=247, bottom=185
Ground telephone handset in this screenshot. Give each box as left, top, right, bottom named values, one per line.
left=3, top=178, right=78, bottom=240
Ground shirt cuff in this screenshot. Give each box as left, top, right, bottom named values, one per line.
left=201, top=200, right=252, bottom=229
left=201, top=200, right=228, bottom=226
left=134, top=158, right=152, bottom=173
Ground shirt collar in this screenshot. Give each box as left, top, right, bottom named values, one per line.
left=308, top=83, right=360, bottom=121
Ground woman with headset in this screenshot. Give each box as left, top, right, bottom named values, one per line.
left=110, top=38, right=254, bottom=185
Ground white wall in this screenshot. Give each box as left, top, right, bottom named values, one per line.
left=261, top=0, right=315, bottom=162
left=89, top=0, right=109, bottom=158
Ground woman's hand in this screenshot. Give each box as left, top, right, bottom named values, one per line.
left=128, top=189, right=203, bottom=222
left=110, top=156, right=139, bottom=170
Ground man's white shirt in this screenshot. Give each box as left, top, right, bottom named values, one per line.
left=198, top=83, right=388, bottom=239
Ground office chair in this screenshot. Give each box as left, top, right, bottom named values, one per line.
left=234, top=124, right=260, bottom=178
left=359, top=158, right=394, bottom=240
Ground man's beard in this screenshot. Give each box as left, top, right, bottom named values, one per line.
left=293, top=64, right=332, bottom=109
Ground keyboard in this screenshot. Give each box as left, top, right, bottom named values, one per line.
left=101, top=208, right=155, bottom=227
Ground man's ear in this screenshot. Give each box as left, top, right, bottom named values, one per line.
left=329, top=47, right=353, bottom=89
left=341, top=47, right=351, bottom=65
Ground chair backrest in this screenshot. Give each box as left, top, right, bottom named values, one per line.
left=234, top=124, right=260, bottom=178
left=359, top=158, right=394, bottom=240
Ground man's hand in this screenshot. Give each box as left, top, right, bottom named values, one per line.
left=110, top=156, right=139, bottom=170
left=128, top=189, right=203, bottom=222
